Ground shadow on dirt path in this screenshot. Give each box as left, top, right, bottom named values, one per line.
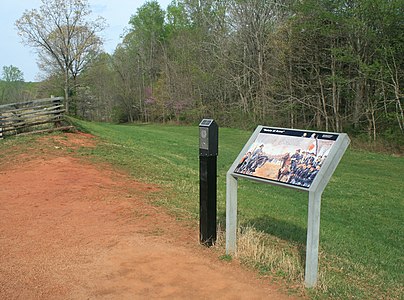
left=0, top=132, right=301, bottom=299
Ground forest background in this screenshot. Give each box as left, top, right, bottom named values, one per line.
left=1, top=0, right=403, bottom=152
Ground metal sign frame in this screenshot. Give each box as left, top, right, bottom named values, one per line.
left=225, top=125, right=350, bottom=287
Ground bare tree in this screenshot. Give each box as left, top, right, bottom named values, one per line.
left=15, top=0, right=106, bottom=113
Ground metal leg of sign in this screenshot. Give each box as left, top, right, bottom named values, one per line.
left=226, top=173, right=238, bottom=255
left=305, top=190, right=323, bottom=288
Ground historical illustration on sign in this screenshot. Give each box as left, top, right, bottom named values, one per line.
left=234, top=128, right=338, bottom=188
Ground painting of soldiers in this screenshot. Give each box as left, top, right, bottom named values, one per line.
left=234, top=127, right=338, bottom=188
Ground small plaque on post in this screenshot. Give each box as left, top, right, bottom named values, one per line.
left=199, top=119, right=218, bottom=157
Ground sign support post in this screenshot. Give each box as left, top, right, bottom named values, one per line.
left=225, top=172, right=238, bottom=254
left=305, top=190, right=323, bottom=287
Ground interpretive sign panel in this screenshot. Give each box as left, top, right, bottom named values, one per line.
left=226, top=125, right=350, bottom=287
left=231, top=127, right=341, bottom=190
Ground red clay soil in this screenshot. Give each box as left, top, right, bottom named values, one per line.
left=0, top=132, right=300, bottom=299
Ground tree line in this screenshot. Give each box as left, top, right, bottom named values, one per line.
left=13, top=0, right=404, bottom=147
left=0, top=65, right=24, bottom=104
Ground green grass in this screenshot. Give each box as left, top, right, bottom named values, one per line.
left=12, top=119, right=404, bottom=299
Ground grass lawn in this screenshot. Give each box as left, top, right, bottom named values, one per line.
left=23, top=120, right=404, bottom=299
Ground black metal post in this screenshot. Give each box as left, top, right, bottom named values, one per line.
left=199, top=155, right=217, bottom=246
left=198, top=119, right=218, bottom=247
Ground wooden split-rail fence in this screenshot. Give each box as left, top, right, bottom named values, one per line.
left=0, top=97, right=73, bottom=139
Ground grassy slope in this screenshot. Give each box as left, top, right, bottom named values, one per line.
left=71, top=120, right=403, bottom=299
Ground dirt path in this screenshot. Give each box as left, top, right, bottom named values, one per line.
left=0, top=133, right=300, bottom=299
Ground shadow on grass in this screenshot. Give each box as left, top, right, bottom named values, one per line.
left=218, top=212, right=306, bottom=244
left=250, top=215, right=306, bottom=244
left=218, top=212, right=307, bottom=266
left=251, top=215, right=307, bottom=266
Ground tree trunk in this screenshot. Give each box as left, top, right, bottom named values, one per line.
left=288, top=58, right=294, bottom=128
left=318, top=76, right=329, bottom=131
left=331, top=55, right=340, bottom=132
left=64, top=70, right=69, bottom=114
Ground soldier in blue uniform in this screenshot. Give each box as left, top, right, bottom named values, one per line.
left=297, top=164, right=311, bottom=186
left=251, top=144, right=264, bottom=160
left=288, top=164, right=305, bottom=185
left=312, top=155, right=323, bottom=168
left=304, top=152, right=315, bottom=166
left=290, top=149, right=302, bottom=172
left=302, top=165, right=320, bottom=187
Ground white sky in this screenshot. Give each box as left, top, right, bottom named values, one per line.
left=249, top=134, right=335, bottom=157
left=0, top=0, right=172, bottom=82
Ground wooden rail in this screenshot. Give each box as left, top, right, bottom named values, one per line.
left=0, top=97, right=73, bottom=138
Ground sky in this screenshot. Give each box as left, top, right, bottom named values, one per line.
left=0, top=0, right=172, bottom=82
